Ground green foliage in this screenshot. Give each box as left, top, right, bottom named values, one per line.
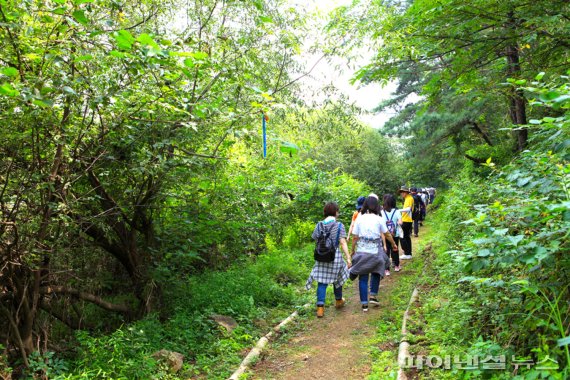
left=419, top=77, right=569, bottom=379
left=64, top=245, right=313, bottom=379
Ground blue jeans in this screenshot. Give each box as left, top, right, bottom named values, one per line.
left=316, top=282, right=343, bottom=306
left=358, top=273, right=380, bottom=304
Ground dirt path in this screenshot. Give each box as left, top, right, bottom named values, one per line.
left=250, top=239, right=419, bottom=380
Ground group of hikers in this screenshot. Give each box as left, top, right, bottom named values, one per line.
left=306, top=186, right=435, bottom=317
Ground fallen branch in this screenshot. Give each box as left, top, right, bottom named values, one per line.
left=40, top=286, right=131, bottom=314
left=228, top=303, right=311, bottom=380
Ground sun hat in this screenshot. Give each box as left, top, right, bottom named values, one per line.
left=356, top=196, right=366, bottom=210
left=397, top=186, right=410, bottom=193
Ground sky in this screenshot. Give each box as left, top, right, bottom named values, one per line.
left=288, top=0, right=400, bottom=129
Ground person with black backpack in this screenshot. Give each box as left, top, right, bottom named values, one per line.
left=382, top=194, right=403, bottom=273
left=305, top=202, right=352, bottom=318
left=410, top=187, right=424, bottom=237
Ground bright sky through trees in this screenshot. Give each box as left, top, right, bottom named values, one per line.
left=288, top=0, right=399, bottom=128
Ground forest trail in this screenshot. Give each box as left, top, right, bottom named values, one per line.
left=250, top=236, right=422, bottom=380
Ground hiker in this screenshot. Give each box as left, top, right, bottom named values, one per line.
left=428, top=187, right=436, bottom=204
left=410, top=187, right=423, bottom=237
left=349, top=196, right=398, bottom=312
left=420, top=189, right=428, bottom=225
left=382, top=193, right=402, bottom=273
left=306, top=202, right=352, bottom=318
left=398, top=186, right=414, bottom=259
left=347, top=196, right=366, bottom=240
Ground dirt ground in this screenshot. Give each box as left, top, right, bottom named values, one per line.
left=250, top=247, right=412, bottom=380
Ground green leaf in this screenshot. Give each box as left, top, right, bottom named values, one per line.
left=539, top=91, right=560, bottom=102
left=535, top=72, right=545, bottom=80
left=259, top=16, right=274, bottom=23
left=280, top=141, right=299, bottom=155
left=1, top=67, right=19, bottom=77
left=72, top=10, right=89, bottom=25
left=74, top=0, right=94, bottom=4
left=471, top=258, right=489, bottom=271
left=51, top=6, right=67, bottom=15
left=32, top=98, right=54, bottom=108
left=75, top=54, right=93, bottom=62
left=109, top=50, right=126, bottom=58
left=557, top=336, right=570, bottom=347
left=507, top=235, right=524, bottom=246
left=0, top=82, right=19, bottom=96
left=62, top=86, right=77, bottom=95
left=137, top=33, right=160, bottom=49
left=191, top=51, right=208, bottom=60
left=113, top=30, right=135, bottom=50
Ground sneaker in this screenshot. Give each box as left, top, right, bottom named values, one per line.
left=414, top=234, right=419, bottom=237
left=335, top=298, right=346, bottom=309
left=394, top=266, right=401, bottom=272
left=316, top=306, right=324, bottom=318
left=361, top=304, right=369, bottom=312
left=385, top=270, right=390, bottom=276
left=369, top=296, right=379, bottom=306
left=401, top=255, right=413, bottom=260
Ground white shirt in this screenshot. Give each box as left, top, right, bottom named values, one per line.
left=353, top=213, right=388, bottom=254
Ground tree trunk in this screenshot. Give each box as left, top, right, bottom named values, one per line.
left=505, top=14, right=528, bottom=151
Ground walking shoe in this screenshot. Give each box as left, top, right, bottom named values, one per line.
left=316, top=306, right=324, bottom=318
left=414, top=234, right=419, bottom=237
left=361, top=304, right=369, bottom=312
left=394, top=266, right=401, bottom=272
left=369, top=296, right=379, bottom=306
left=385, top=270, right=390, bottom=276
left=401, top=255, right=413, bottom=260
left=335, top=298, right=346, bottom=309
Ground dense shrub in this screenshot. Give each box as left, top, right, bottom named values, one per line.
left=426, top=76, right=570, bottom=379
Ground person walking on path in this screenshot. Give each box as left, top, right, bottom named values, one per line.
left=349, top=196, right=398, bottom=312
left=306, top=202, right=352, bottom=318
left=382, top=194, right=402, bottom=273
left=398, top=186, right=414, bottom=260
left=347, top=196, right=366, bottom=240
left=410, top=187, right=424, bottom=237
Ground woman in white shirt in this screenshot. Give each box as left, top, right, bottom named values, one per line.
left=350, top=196, right=398, bottom=312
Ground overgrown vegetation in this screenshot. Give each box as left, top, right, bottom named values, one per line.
left=396, top=78, right=569, bottom=379
left=1, top=0, right=568, bottom=378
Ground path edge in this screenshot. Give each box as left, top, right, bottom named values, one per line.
left=397, top=287, right=419, bottom=380
left=227, top=302, right=311, bottom=380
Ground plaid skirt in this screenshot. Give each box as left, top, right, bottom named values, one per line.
left=305, top=248, right=349, bottom=289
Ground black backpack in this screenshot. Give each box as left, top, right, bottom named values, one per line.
left=412, top=195, right=422, bottom=221
left=313, top=221, right=341, bottom=262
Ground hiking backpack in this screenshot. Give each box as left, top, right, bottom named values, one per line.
left=384, top=211, right=396, bottom=236
left=412, top=195, right=422, bottom=221
left=313, top=221, right=341, bottom=262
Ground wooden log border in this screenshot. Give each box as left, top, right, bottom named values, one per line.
left=228, top=303, right=311, bottom=380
